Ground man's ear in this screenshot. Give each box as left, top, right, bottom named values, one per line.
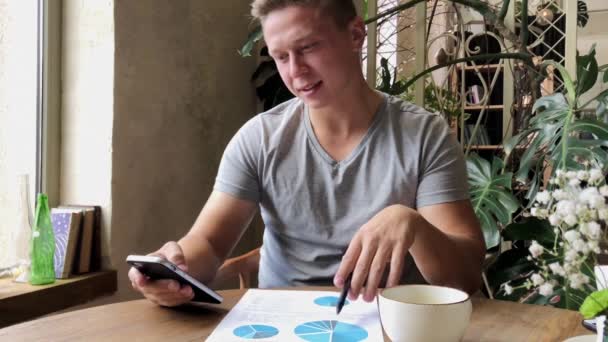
left=348, top=16, right=366, bottom=52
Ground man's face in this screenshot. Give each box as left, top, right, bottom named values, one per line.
left=263, top=6, right=364, bottom=109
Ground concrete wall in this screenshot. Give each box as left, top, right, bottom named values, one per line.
left=61, top=0, right=115, bottom=273
left=62, top=0, right=260, bottom=304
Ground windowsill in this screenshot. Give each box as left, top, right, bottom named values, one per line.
left=0, top=270, right=117, bottom=328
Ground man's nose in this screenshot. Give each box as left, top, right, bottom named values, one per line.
left=289, top=55, right=308, bottom=78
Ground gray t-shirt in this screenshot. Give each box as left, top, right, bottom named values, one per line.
left=214, top=93, right=469, bottom=288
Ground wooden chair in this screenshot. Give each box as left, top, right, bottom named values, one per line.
left=213, top=247, right=261, bottom=289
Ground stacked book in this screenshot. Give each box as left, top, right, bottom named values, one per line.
left=51, top=205, right=102, bottom=279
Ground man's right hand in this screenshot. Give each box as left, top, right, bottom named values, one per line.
left=128, top=241, right=195, bottom=307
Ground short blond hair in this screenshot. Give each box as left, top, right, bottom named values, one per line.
left=251, top=0, right=357, bottom=28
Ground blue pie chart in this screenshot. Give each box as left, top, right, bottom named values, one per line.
left=294, top=320, right=368, bottom=342
left=314, top=296, right=349, bottom=307
left=233, top=324, right=279, bottom=339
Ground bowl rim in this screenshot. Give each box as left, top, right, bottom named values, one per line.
left=378, top=284, right=471, bottom=306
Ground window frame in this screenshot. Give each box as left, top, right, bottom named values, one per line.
left=37, top=0, right=61, bottom=207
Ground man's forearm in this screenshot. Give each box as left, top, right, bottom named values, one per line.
left=178, top=233, right=222, bottom=284
left=409, top=213, right=485, bottom=295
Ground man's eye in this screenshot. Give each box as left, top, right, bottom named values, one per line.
left=302, top=43, right=317, bottom=52
left=277, top=54, right=288, bottom=62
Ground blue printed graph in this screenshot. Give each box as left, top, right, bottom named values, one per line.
left=314, top=296, right=349, bottom=307
left=233, top=324, right=279, bottom=339
left=294, top=320, right=368, bottom=342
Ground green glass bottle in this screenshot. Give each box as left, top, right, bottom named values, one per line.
left=29, top=193, right=56, bottom=285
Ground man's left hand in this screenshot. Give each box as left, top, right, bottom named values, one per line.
left=334, top=204, right=419, bottom=302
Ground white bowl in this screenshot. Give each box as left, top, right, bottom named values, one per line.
left=377, top=285, right=472, bottom=342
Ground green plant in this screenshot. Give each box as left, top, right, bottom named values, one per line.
left=484, top=46, right=608, bottom=310
left=467, top=155, right=518, bottom=249
left=400, top=78, right=470, bottom=126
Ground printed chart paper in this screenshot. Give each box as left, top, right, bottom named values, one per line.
left=206, top=289, right=383, bottom=342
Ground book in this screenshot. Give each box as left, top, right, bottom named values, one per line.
left=59, top=205, right=98, bottom=274
left=469, top=85, right=485, bottom=104
left=51, top=208, right=83, bottom=278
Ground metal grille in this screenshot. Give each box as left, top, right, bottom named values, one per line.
left=361, top=0, right=417, bottom=86
left=517, top=0, right=567, bottom=92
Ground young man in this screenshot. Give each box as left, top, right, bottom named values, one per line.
left=129, top=0, right=485, bottom=307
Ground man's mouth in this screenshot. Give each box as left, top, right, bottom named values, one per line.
left=298, top=81, right=322, bottom=93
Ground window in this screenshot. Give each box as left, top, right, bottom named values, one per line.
left=578, top=0, right=608, bottom=109
left=0, top=0, right=58, bottom=268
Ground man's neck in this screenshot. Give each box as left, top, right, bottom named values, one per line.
left=306, top=83, right=385, bottom=162
left=308, top=85, right=384, bottom=138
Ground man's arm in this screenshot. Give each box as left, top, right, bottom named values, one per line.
left=129, top=190, right=258, bottom=306
left=178, top=190, right=259, bottom=283
left=334, top=199, right=485, bottom=301
left=412, top=199, right=485, bottom=294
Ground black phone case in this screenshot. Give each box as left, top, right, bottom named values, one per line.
left=128, top=260, right=222, bottom=304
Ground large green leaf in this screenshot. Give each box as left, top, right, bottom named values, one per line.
left=467, top=154, right=518, bottom=249
left=502, top=218, right=555, bottom=247
left=580, top=289, right=608, bottom=319
left=239, top=25, right=263, bottom=57
left=486, top=247, right=536, bottom=290
left=514, top=73, right=608, bottom=196
left=576, top=45, right=599, bottom=96
left=596, top=89, right=608, bottom=116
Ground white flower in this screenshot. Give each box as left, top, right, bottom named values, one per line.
left=549, top=262, right=566, bottom=276
left=566, top=171, right=578, bottom=180
left=556, top=169, right=566, bottom=178
left=599, top=208, right=608, bottom=220
left=553, top=189, right=568, bottom=201
left=503, top=284, right=514, bottom=295
left=576, top=204, right=590, bottom=219
left=549, top=214, right=561, bottom=226
left=536, top=190, right=551, bottom=204
left=531, top=207, right=539, bottom=217
left=557, top=200, right=576, bottom=216
left=539, top=282, right=554, bottom=296
left=589, top=169, right=604, bottom=184
left=590, top=195, right=606, bottom=209
left=600, top=185, right=608, bottom=197
left=529, top=241, right=544, bottom=258
left=572, top=239, right=589, bottom=254
left=531, top=207, right=549, bottom=218
left=569, top=273, right=590, bottom=289
left=569, top=178, right=581, bottom=187
left=580, top=187, right=599, bottom=202
left=563, top=214, right=578, bottom=226
left=32, top=231, right=40, bottom=238
left=579, top=222, right=590, bottom=236
left=531, top=273, right=545, bottom=286
left=565, top=249, right=579, bottom=262
left=577, top=170, right=590, bottom=181
left=587, top=221, right=601, bottom=239
left=564, top=230, right=580, bottom=243
left=588, top=240, right=601, bottom=253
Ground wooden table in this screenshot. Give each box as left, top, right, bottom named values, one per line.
left=0, top=287, right=594, bottom=341
left=0, top=270, right=117, bottom=328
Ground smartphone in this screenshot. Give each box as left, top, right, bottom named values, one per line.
left=126, top=255, right=223, bottom=304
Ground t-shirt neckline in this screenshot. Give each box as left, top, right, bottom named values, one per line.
left=303, top=93, right=389, bottom=166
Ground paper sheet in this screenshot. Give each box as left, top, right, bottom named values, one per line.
left=206, top=289, right=383, bottom=342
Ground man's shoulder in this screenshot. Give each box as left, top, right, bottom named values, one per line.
left=257, top=97, right=303, bottom=121
left=235, top=97, right=304, bottom=141
left=384, top=94, right=442, bottom=121
left=382, top=94, right=447, bottom=133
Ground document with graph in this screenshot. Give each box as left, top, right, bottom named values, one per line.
left=206, top=289, right=382, bottom=342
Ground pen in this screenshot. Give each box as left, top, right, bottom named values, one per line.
left=336, top=272, right=352, bottom=315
